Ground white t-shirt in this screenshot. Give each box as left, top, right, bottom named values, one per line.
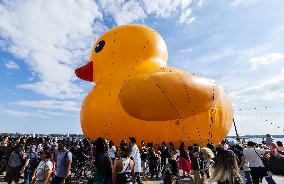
left=35, top=160, right=52, bottom=183
left=131, top=144, right=141, bottom=172
left=243, top=148, right=265, bottom=167
left=108, top=146, right=116, bottom=159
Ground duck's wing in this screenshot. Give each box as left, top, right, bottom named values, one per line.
left=119, top=72, right=219, bottom=121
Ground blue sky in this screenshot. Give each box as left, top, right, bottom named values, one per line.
left=1, top=0, right=284, bottom=135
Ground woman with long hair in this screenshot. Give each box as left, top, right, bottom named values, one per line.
left=178, top=142, right=192, bottom=178
left=200, top=147, right=215, bottom=181
left=112, top=144, right=134, bottom=184
left=209, top=148, right=244, bottom=184
left=93, top=137, right=112, bottom=184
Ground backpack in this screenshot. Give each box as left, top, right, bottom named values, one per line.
left=29, top=152, right=40, bottom=169
left=16, top=152, right=25, bottom=166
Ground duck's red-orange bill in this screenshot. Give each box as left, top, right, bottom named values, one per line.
left=75, top=61, right=93, bottom=82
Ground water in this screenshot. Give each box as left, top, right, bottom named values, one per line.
left=226, top=137, right=284, bottom=144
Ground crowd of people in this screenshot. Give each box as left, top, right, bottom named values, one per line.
left=0, top=134, right=283, bottom=184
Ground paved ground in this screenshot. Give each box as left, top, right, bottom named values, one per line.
left=2, top=172, right=283, bottom=184
left=0, top=172, right=194, bottom=184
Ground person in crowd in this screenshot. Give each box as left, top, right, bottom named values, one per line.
left=1, top=136, right=9, bottom=146
left=209, top=148, right=244, bottom=184
left=129, top=137, right=142, bottom=184
left=93, top=137, right=112, bottom=184
left=200, top=147, right=215, bottom=182
left=42, top=137, right=52, bottom=151
left=276, top=141, right=284, bottom=152
left=265, top=134, right=273, bottom=149
left=107, top=140, right=116, bottom=165
left=22, top=145, right=39, bottom=184
left=37, top=137, right=44, bottom=151
left=159, top=142, right=168, bottom=173
left=31, top=149, right=53, bottom=184
left=51, top=140, right=72, bottom=184
left=120, top=140, right=127, bottom=147
left=148, top=147, right=159, bottom=180
left=266, top=141, right=284, bottom=177
left=168, top=148, right=180, bottom=183
left=1, top=134, right=284, bottom=183
left=228, top=141, right=252, bottom=184
left=220, top=140, right=229, bottom=150
left=140, top=141, right=148, bottom=176
left=49, top=143, right=58, bottom=177
left=82, top=138, right=92, bottom=161
left=0, top=136, right=10, bottom=175
left=5, top=144, right=25, bottom=184
left=168, top=142, right=175, bottom=155
left=243, top=141, right=269, bottom=184
left=189, top=144, right=202, bottom=184
left=71, top=142, right=83, bottom=164
left=178, top=142, right=192, bottom=178
left=113, top=144, right=134, bottom=184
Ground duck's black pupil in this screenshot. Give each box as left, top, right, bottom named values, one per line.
left=95, top=40, right=105, bottom=53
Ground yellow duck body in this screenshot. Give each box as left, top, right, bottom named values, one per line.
left=75, top=24, right=233, bottom=146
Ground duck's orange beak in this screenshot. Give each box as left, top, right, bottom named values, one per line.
left=75, top=61, right=93, bottom=82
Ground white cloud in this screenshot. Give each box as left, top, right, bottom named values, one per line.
left=0, top=109, right=30, bottom=118
left=40, top=111, right=77, bottom=117
left=0, top=0, right=198, bottom=99
left=13, top=100, right=80, bottom=112
left=192, top=48, right=236, bottom=63
left=250, top=53, right=284, bottom=70
left=99, top=0, right=147, bottom=25
left=230, top=0, right=258, bottom=7
left=0, top=108, right=76, bottom=118
left=143, top=0, right=191, bottom=17
left=5, top=60, right=19, bottom=69
left=142, top=0, right=194, bottom=24
left=231, top=68, right=284, bottom=102
left=197, top=0, right=204, bottom=7
left=0, top=0, right=102, bottom=98
left=99, top=0, right=196, bottom=25
left=179, top=8, right=196, bottom=25
left=179, top=47, right=192, bottom=54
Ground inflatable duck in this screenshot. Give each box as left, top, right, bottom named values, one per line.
left=75, top=24, right=232, bottom=146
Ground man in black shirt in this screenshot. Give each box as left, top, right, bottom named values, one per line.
left=189, top=144, right=202, bottom=184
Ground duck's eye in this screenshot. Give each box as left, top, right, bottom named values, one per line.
left=95, top=40, right=105, bottom=53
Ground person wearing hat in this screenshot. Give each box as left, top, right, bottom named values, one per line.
left=31, top=149, right=53, bottom=184
left=129, top=137, right=142, bottom=184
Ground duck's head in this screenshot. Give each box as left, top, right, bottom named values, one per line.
left=75, top=24, right=168, bottom=83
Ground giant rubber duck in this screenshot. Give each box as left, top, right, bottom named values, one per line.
left=75, top=24, right=233, bottom=146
